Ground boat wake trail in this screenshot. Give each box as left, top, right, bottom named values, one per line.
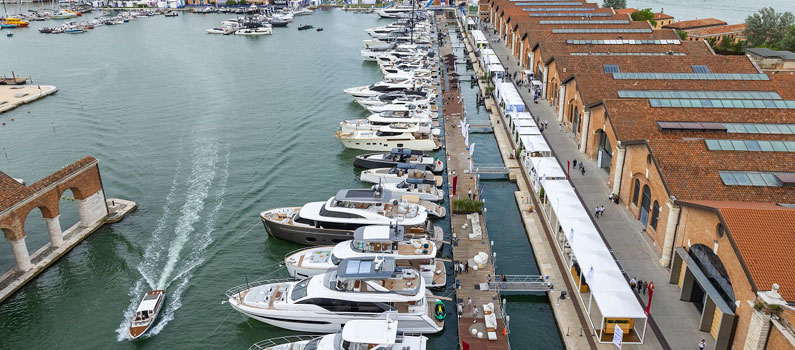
left=116, top=140, right=230, bottom=341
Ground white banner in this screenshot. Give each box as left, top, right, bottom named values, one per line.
left=612, top=324, right=623, bottom=349
left=585, top=265, right=594, bottom=285
left=469, top=143, right=476, bottom=157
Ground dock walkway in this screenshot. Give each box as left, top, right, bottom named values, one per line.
left=0, top=85, right=57, bottom=115
left=438, top=16, right=511, bottom=350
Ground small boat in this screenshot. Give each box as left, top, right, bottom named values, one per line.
left=128, top=290, right=165, bottom=340
left=269, top=19, right=288, bottom=27
left=249, top=319, right=427, bottom=350
left=164, top=11, right=178, bottom=17
left=235, top=26, right=272, bottom=35
left=297, top=24, right=313, bottom=30
left=206, top=27, right=233, bottom=35
left=316, top=27, right=323, bottom=32
left=6, top=31, right=12, bottom=37
left=64, top=28, right=86, bottom=34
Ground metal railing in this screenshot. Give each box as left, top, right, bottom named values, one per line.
left=224, top=278, right=294, bottom=299
left=487, top=275, right=553, bottom=292
left=249, top=335, right=323, bottom=350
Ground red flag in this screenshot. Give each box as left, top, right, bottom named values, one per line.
left=452, top=175, right=458, bottom=196
left=462, top=341, right=470, bottom=350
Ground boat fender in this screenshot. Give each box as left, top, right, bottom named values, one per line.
left=434, top=300, right=446, bottom=320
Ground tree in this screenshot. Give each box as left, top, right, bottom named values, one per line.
left=781, top=25, right=795, bottom=51
left=602, top=0, right=626, bottom=9
left=744, top=7, right=794, bottom=48
left=676, top=30, right=687, bottom=41
left=631, top=8, right=656, bottom=27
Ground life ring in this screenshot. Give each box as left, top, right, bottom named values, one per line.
left=434, top=300, right=446, bottom=320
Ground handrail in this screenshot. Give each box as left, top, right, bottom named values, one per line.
left=224, top=278, right=294, bottom=299
left=249, top=335, right=323, bottom=350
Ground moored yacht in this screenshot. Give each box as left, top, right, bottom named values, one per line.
left=226, top=257, right=445, bottom=333
left=360, top=164, right=442, bottom=187
left=260, top=188, right=440, bottom=245
left=353, top=148, right=443, bottom=173
left=336, top=123, right=440, bottom=152
left=248, top=319, right=427, bottom=350
left=285, top=225, right=446, bottom=287
left=344, top=79, right=431, bottom=99
left=382, top=179, right=444, bottom=202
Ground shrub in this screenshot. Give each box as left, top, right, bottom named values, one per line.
left=453, top=198, right=484, bottom=213
left=225, top=0, right=235, bottom=5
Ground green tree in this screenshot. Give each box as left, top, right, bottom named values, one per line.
left=676, top=30, right=687, bottom=40
left=744, top=7, right=794, bottom=48
left=602, top=0, right=626, bottom=9
left=631, top=8, right=656, bottom=27
left=225, top=0, right=235, bottom=4
left=781, top=25, right=795, bottom=51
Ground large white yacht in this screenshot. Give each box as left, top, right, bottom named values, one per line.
left=376, top=6, right=418, bottom=18
left=260, top=188, right=440, bottom=245
left=382, top=178, right=445, bottom=202
left=364, top=102, right=438, bottom=118
left=284, top=225, right=446, bottom=287
left=336, top=123, right=440, bottom=152
left=356, top=90, right=433, bottom=109
left=344, top=78, right=431, bottom=99
left=353, top=148, right=443, bottom=173
left=360, top=164, right=442, bottom=187
left=339, top=118, right=435, bottom=136
left=226, top=257, right=445, bottom=333
left=248, top=319, right=427, bottom=350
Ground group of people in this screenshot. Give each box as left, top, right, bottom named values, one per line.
left=133, top=310, right=150, bottom=322
left=594, top=205, right=606, bottom=218
left=572, top=159, right=586, bottom=176
left=629, top=277, right=652, bottom=295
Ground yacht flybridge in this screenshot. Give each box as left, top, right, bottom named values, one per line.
left=248, top=319, right=427, bottom=350
left=284, top=225, right=446, bottom=287
left=354, top=148, right=443, bottom=173
left=260, top=188, right=441, bottom=245
left=226, top=257, right=445, bottom=333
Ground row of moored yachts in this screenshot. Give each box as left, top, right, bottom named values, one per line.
left=205, top=7, right=314, bottom=36
left=226, top=11, right=445, bottom=350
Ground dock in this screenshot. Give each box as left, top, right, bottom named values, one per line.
left=0, top=198, right=136, bottom=304
left=438, top=14, right=512, bottom=350
left=0, top=85, right=58, bottom=115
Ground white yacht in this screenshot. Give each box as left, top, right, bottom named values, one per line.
left=260, top=188, right=440, bottom=245
left=226, top=257, right=445, bottom=333
left=382, top=179, right=444, bottom=202
left=235, top=26, right=272, bottom=35
left=248, top=319, right=427, bottom=350
left=356, top=90, right=432, bottom=108
left=285, top=225, right=446, bottom=287
left=344, top=79, right=430, bottom=99
left=207, top=26, right=235, bottom=34
left=354, top=148, right=443, bottom=173
left=360, top=164, right=442, bottom=187
left=339, top=118, right=435, bottom=136
left=336, top=123, right=440, bottom=152
left=364, top=103, right=438, bottom=119
left=291, top=8, right=313, bottom=16
left=377, top=6, right=418, bottom=18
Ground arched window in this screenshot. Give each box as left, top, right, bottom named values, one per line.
left=646, top=154, right=652, bottom=165
left=717, top=223, right=726, bottom=238
left=650, top=201, right=660, bottom=229
left=632, top=179, right=640, bottom=205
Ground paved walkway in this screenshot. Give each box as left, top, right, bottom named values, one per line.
left=480, top=27, right=714, bottom=350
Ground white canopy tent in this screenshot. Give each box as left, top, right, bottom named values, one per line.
left=538, top=179, right=648, bottom=344
left=525, top=157, right=565, bottom=192
left=520, top=135, right=551, bottom=157
left=496, top=82, right=525, bottom=114
left=511, top=118, right=537, bottom=134
left=471, top=29, right=488, bottom=49
left=488, top=64, right=506, bottom=82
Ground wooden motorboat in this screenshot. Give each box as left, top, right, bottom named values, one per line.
left=128, top=289, right=166, bottom=340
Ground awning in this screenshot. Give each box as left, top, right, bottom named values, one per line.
left=529, top=157, right=565, bottom=179
left=520, top=135, right=550, bottom=153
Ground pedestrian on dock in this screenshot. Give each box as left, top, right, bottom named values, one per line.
left=642, top=280, right=648, bottom=295
left=487, top=274, right=492, bottom=284
left=637, top=280, right=645, bottom=294
left=599, top=205, right=605, bottom=217
left=559, top=123, right=562, bottom=131
left=465, top=261, right=469, bottom=272
left=472, top=306, right=479, bottom=321
left=468, top=189, right=472, bottom=200
left=630, top=277, right=637, bottom=289
left=608, top=193, right=615, bottom=202
left=699, top=339, right=706, bottom=350
left=594, top=206, right=600, bottom=218
left=467, top=297, right=472, bottom=310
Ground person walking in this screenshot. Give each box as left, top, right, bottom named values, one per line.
left=465, top=261, right=469, bottom=272
left=467, top=297, right=473, bottom=310
left=559, top=123, right=562, bottom=131
left=472, top=306, right=479, bottom=322
left=599, top=205, right=605, bottom=217
left=637, top=280, right=645, bottom=294
left=698, top=339, right=706, bottom=350
left=642, top=280, right=648, bottom=295
left=594, top=206, right=600, bottom=218
left=468, top=189, right=472, bottom=200
left=629, top=277, right=637, bottom=290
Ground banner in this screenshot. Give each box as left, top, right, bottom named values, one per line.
left=612, top=324, right=623, bottom=349
left=452, top=175, right=458, bottom=196
left=469, top=143, right=476, bottom=157
left=585, top=266, right=594, bottom=285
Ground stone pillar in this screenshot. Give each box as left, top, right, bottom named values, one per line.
left=578, top=110, right=591, bottom=153
left=611, top=144, right=626, bottom=196
left=76, top=190, right=109, bottom=226
left=542, top=66, right=549, bottom=99
left=10, top=237, right=32, bottom=272
left=660, top=202, right=681, bottom=268
left=45, top=215, right=64, bottom=248
left=557, top=85, right=566, bottom=122
left=699, top=297, right=716, bottom=331
left=744, top=309, right=771, bottom=350
left=679, top=269, right=695, bottom=301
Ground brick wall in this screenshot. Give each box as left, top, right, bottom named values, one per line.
left=620, top=144, right=672, bottom=248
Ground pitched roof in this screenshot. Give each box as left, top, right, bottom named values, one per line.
left=614, top=8, right=636, bottom=15
left=685, top=24, right=745, bottom=38
left=746, top=48, right=795, bottom=60
left=662, top=18, right=727, bottom=30
left=678, top=201, right=795, bottom=302
left=653, top=12, right=673, bottom=20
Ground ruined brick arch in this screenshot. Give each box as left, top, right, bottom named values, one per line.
left=1, top=227, right=16, bottom=242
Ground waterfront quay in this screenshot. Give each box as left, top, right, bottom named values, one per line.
left=0, top=84, right=57, bottom=115
left=0, top=157, right=135, bottom=303
left=437, top=14, right=511, bottom=350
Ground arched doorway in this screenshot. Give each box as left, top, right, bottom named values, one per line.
left=688, top=244, right=737, bottom=312
left=596, top=130, right=612, bottom=169
left=573, top=107, right=580, bottom=136
left=640, top=185, right=651, bottom=228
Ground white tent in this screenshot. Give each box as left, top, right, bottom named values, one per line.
left=539, top=179, right=648, bottom=343
left=497, top=82, right=524, bottom=113
left=471, top=30, right=488, bottom=49
left=520, top=135, right=551, bottom=156
left=526, top=157, right=565, bottom=192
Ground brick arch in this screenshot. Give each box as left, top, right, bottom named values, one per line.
left=1, top=226, right=17, bottom=241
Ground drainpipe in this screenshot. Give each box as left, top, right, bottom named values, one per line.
left=659, top=198, right=680, bottom=268
left=611, top=141, right=625, bottom=196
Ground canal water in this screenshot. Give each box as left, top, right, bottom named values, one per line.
left=0, top=8, right=562, bottom=349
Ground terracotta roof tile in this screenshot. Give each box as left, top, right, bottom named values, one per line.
left=685, top=24, right=745, bottom=38
left=662, top=18, right=727, bottom=30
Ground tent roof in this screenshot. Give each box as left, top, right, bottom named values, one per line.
left=530, top=157, right=565, bottom=178
left=520, top=135, right=550, bottom=153
left=540, top=179, right=647, bottom=319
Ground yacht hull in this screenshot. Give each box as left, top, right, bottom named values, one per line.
left=262, top=216, right=353, bottom=246
left=339, top=137, right=439, bottom=152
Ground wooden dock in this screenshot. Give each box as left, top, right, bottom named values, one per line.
left=437, top=15, right=512, bottom=350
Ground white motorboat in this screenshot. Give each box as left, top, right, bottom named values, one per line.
left=248, top=319, right=427, bottom=350
left=356, top=90, right=433, bottom=108
left=235, top=27, right=272, bottom=35
left=382, top=179, right=444, bottom=202
left=377, top=6, right=420, bottom=19
left=291, top=8, right=313, bottom=16
left=128, top=290, right=166, bottom=340
left=360, top=164, right=442, bottom=188
left=226, top=257, right=445, bottom=333
left=344, top=78, right=430, bottom=99
left=336, top=123, right=440, bottom=152
left=207, top=26, right=234, bottom=34
left=339, top=111, right=435, bottom=133
left=364, top=104, right=438, bottom=119
left=285, top=225, right=446, bottom=287
left=354, top=148, right=444, bottom=173
left=260, top=188, right=440, bottom=246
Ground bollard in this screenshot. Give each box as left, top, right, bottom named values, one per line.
left=579, top=328, right=583, bottom=336
left=566, top=327, right=569, bottom=336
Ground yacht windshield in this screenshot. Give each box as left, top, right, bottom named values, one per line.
left=302, top=338, right=322, bottom=350
left=290, top=278, right=311, bottom=301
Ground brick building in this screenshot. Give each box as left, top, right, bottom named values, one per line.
left=483, top=0, right=795, bottom=348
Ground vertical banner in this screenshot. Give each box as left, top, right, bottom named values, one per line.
left=452, top=175, right=458, bottom=196
left=612, top=324, right=623, bottom=349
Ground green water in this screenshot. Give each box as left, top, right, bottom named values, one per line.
left=0, top=9, right=561, bottom=349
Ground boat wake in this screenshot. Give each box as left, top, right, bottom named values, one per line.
left=116, top=140, right=230, bottom=341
